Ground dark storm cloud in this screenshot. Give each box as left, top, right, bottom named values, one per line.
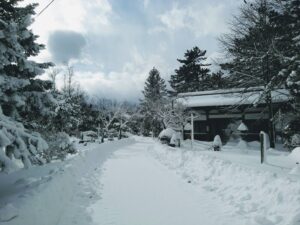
left=48, top=30, right=86, bottom=63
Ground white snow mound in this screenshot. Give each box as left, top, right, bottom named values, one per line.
left=289, top=147, right=300, bottom=163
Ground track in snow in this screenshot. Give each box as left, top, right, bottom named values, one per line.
left=88, top=139, right=249, bottom=225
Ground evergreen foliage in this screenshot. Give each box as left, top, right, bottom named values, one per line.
left=169, top=47, right=210, bottom=94
left=141, top=67, right=168, bottom=136
left=0, top=0, right=55, bottom=171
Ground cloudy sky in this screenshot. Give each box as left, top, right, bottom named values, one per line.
left=24, top=0, right=242, bottom=101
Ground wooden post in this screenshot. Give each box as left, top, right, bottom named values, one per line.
left=260, top=131, right=268, bottom=164
left=191, top=113, right=194, bottom=149
left=260, top=132, right=264, bottom=164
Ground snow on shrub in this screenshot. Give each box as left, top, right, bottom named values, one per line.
left=170, top=133, right=180, bottom=147
left=290, top=134, right=300, bottom=149
left=0, top=109, right=48, bottom=173
left=224, top=120, right=241, bottom=142
left=44, top=132, right=77, bottom=162
left=212, top=135, right=222, bottom=151
left=159, top=128, right=177, bottom=145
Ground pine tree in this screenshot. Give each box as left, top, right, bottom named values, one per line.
left=169, top=47, right=210, bottom=94
left=0, top=0, right=53, bottom=172
left=141, top=67, right=168, bottom=136
left=142, top=67, right=168, bottom=103
left=208, top=71, right=229, bottom=90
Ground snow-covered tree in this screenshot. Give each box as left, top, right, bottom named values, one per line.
left=271, top=0, right=300, bottom=99
left=0, top=107, right=48, bottom=173
left=271, top=0, right=300, bottom=149
left=53, top=85, right=86, bottom=135
left=169, top=47, right=211, bottom=94
left=0, top=0, right=55, bottom=171
left=219, top=0, right=285, bottom=147
left=140, top=67, right=168, bottom=136
left=0, top=1, right=53, bottom=119
left=93, top=99, right=138, bottom=141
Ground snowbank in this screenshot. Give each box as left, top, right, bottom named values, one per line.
left=0, top=138, right=135, bottom=225
left=289, top=147, right=300, bottom=163
left=149, top=143, right=300, bottom=225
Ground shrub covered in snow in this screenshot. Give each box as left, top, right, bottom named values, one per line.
left=80, top=131, right=98, bottom=143
left=224, top=120, right=242, bottom=142
left=284, top=119, right=300, bottom=150
left=159, top=128, right=177, bottom=145
left=212, top=135, right=222, bottom=151
left=44, top=132, right=77, bottom=162
left=0, top=108, right=48, bottom=173
left=170, top=133, right=181, bottom=147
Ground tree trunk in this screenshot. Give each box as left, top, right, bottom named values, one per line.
left=267, top=93, right=275, bottom=148
left=265, top=53, right=275, bottom=148
left=118, top=126, right=122, bottom=140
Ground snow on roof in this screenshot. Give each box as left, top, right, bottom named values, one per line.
left=177, top=88, right=290, bottom=108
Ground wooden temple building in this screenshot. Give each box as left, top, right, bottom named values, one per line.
left=177, top=87, right=291, bottom=143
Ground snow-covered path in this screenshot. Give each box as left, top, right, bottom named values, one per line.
left=2, top=138, right=299, bottom=225
left=89, top=139, right=247, bottom=225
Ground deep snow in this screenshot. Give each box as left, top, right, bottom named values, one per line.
left=150, top=139, right=300, bottom=225
left=0, top=137, right=300, bottom=225
left=0, top=139, right=134, bottom=225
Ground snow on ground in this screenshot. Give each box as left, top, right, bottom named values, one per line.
left=0, top=139, right=134, bottom=225
left=1, top=137, right=300, bottom=225
left=149, top=138, right=300, bottom=225
left=88, top=138, right=249, bottom=225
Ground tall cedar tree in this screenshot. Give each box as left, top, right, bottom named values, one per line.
left=219, top=0, right=284, bottom=147
left=141, top=68, right=168, bottom=136
left=169, top=47, right=210, bottom=94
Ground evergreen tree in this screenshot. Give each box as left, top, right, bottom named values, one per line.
left=169, top=47, right=210, bottom=94
left=141, top=67, right=168, bottom=136
left=0, top=0, right=53, bottom=172
left=274, top=0, right=300, bottom=99
left=142, top=67, right=168, bottom=102
left=271, top=0, right=300, bottom=149
left=219, top=0, right=284, bottom=147
left=208, top=71, right=229, bottom=90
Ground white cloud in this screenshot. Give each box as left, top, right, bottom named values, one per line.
left=158, top=1, right=232, bottom=37
left=144, top=0, right=150, bottom=8
left=52, top=52, right=171, bottom=101
left=159, top=4, right=189, bottom=30
left=22, top=0, right=240, bottom=101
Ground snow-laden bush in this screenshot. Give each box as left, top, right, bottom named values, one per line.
left=0, top=108, right=48, bottom=173
left=290, top=134, right=300, bottom=149
left=159, top=128, right=177, bottom=145
left=170, top=133, right=181, bottom=147
left=224, top=120, right=242, bottom=142
left=44, top=132, right=77, bottom=162
left=212, top=135, right=222, bottom=151
left=284, top=119, right=300, bottom=150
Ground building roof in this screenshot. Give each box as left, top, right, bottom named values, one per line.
left=177, top=88, right=290, bottom=108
